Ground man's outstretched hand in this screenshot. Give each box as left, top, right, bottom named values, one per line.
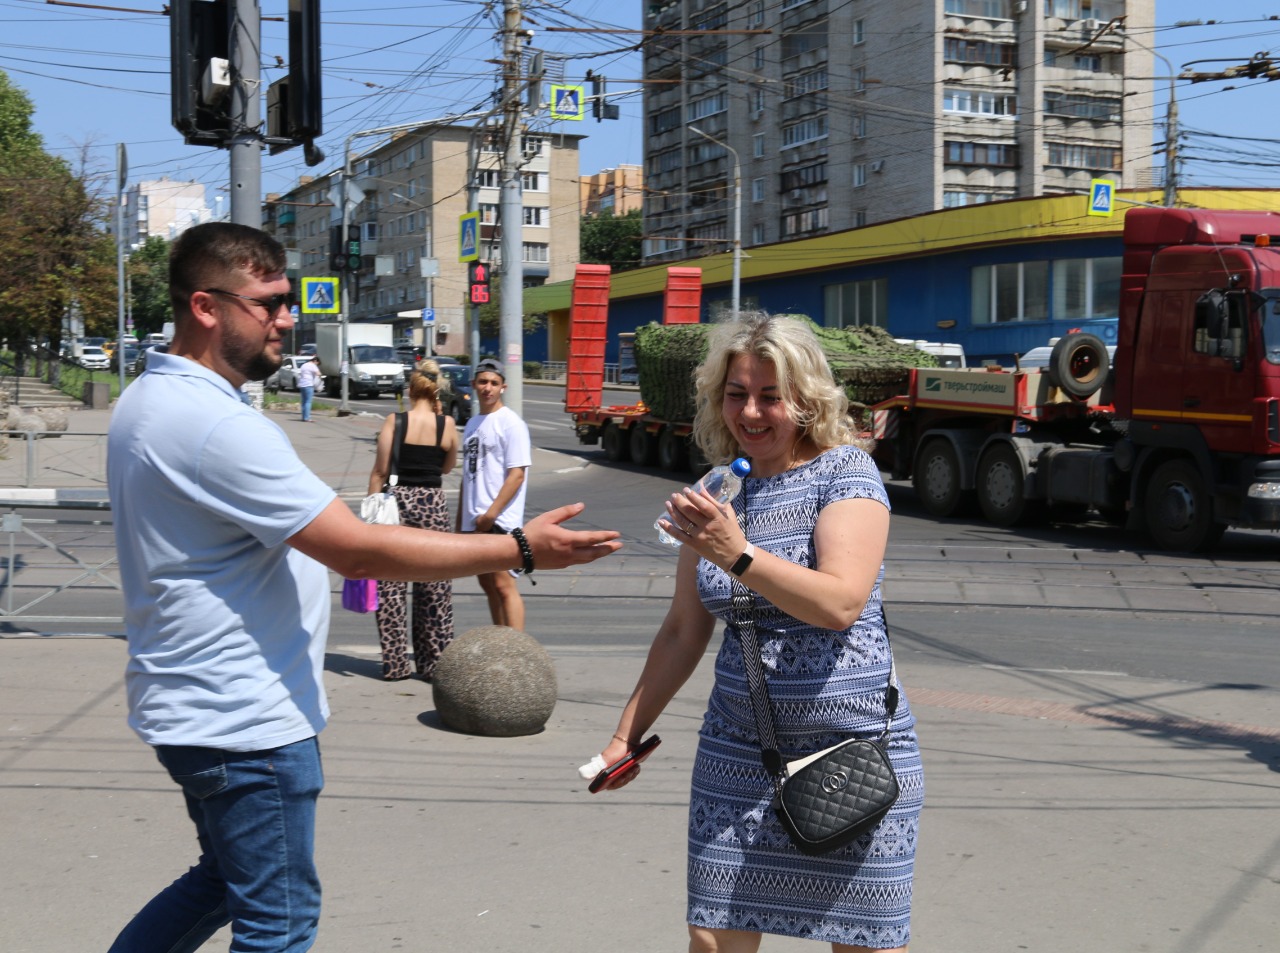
left=523, top=503, right=622, bottom=569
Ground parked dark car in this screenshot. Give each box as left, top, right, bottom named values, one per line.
left=298, top=343, right=317, bottom=357
left=134, top=342, right=168, bottom=375
left=110, top=345, right=140, bottom=374
left=439, top=364, right=473, bottom=423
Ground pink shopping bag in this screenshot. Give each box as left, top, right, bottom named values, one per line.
left=341, top=577, right=378, bottom=613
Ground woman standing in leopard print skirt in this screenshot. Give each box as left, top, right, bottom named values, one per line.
left=366, top=366, right=460, bottom=680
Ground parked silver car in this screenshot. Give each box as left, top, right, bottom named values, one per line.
left=267, top=355, right=308, bottom=393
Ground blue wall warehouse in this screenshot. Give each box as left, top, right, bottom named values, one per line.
left=524, top=189, right=1280, bottom=370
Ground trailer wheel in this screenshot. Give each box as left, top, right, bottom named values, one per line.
left=658, top=427, right=688, bottom=472
left=687, top=439, right=712, bottom=480
left=630, top=425, right=658, bottom=466
left=1047, top=332, right=1109, bottom=399
left=913, top=438, right=971, bottom=517
left=977, top=443, right=1039, bottom=526
left=1144, top=458, right=1225, bottom=552
left=602, top=422, right=631, bottom=463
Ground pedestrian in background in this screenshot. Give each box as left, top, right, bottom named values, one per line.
left=591, top=312, right=922, bottom=953
left=457, top=358, right=531, bottom=631
left=105, top=222, right=621, bottom=953
left=366, top=367, right=459, bottom=680
left=298, top=355, right=321, bottom=421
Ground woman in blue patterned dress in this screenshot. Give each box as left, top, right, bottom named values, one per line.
left=594, top=313, right=922, bottom=952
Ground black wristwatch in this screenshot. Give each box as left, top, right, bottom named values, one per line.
left=729, top=543, right=755, bottom=577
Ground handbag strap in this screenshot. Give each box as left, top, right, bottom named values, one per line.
left=387, top=411, right=407, bottom=488
left=731, top=487, right=898, bottom=785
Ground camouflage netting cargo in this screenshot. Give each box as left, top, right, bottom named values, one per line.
left=634, top=316, right=937, bottom=424
left=635, top=322, right=710, bottom=422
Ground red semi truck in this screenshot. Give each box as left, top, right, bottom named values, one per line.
left=870, top=206, right=1280, bottom=551
left=565, top=265, right=710, bottom=473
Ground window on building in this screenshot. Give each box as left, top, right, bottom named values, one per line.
left=782, top=115, right=828, bottom=148
left=785, top=68, right=828, bottom=99
left=781, top=206, right=829, bottom=237
left=479, top=203, right=499, bottom=225
left=753, top=134, right=766, bottom=157
left=781, top=161, right=827, bottom=190
left=944, top=87, right=1017, bottom=116
left=749, top=1, right=764, bottom=26
left=651, top=104, right=683, bottom=135
left=852, top=113, right=866, bottom=138
left=689, top=141, right=728, bottom=164
left=521, top=136, right=545, bottom=157
left=477, top=169, right=500, bottom=188
left=751, top=222, right=766, bottom=244
left=945, top=140, right=1019, bottom=166
left=853, top=18, right=865, bottom=44
left=752, top=87, right=765, bottom=114
left=522, top=171, right=544, bottom=191
left=1053, top=257, right=1122, bottom=320
left=752, top=177, right=766, bottom=202
left=944, top=38, right=1018, bottom=67
left=688, top=92, right=728, bottom=121
left=754, top=47, right=766, bottom=70
left=649, top=147, right=683, bottom=174
left=853, top=67, right=866, bottom=93
left=945, top=0, right=1012, bottom=15
left=690, top=222, right=729, bottom=243
left=824, top=278, right=888, bottom=328
left=971, top=261, right=1050, bottom=324
left=782, top=22, right=827, bottom=59
left=853, top=164, right=867, bottom=187
left=361, top=222, right=378, bottom=242
left=944, top=190, right=1003, bottom=207
left=1046, top=142, right=1121, bottom=171
left=1043, top=92, right=1122, bottom=120
left=522, top=242, right=549, bottom=263
left=523, top=207, right=546, bottom=226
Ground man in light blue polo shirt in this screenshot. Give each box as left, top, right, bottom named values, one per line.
left=106, top=223, right=621, bottom=952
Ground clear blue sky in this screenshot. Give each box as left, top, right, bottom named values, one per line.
left=1, top=0, right=1276, bottom=207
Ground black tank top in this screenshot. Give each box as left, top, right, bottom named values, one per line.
left=396, top=413, right=448, bottom=488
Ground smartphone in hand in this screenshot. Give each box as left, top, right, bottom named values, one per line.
left=588, top=735, right=661, bottom=793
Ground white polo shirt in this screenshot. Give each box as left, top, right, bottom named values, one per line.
left=108, top=352, right=337, bottom=751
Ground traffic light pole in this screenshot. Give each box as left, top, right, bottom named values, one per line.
left=228, top=0, right=261, bottom=225
left=499, top=0, right=526, bottom=415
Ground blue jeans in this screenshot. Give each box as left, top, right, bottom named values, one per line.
left=299, top=386, right=314, bottom=421
left=107, top=737, right=324, bottom=953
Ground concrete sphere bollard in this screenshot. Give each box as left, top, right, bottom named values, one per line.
left=432, top=625, right=558, bottom=736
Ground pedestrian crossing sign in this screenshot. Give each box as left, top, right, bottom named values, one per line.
left=1088, top=179, right=1115, bottom=217
left=550, top=84, right=585, bottom=121
left=301, top=276, right=340, bottom=314
left=459, top=211, right=480, bottom=263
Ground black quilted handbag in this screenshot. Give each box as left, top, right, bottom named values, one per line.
left=730, top=512, right=901, bottom=855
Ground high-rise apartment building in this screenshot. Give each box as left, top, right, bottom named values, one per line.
left=581, top=164, right=645, bottom=217
left=641, top=0, right=1155, bottom=261
left=263, top=124, right=581, bottom=353
left=116, top=177, right=214, bottom=246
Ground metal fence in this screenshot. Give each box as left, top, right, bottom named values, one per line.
left=0, top=431, right=109, bottom=488
left=538, top=362, right=624, bottom=384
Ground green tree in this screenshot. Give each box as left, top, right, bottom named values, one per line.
left=128, top=235, right=172, bottom=335
left=580, top=208, right=643, bottom=272
left=476, top=275, right=546, bottom=338
left=0, top=70, right=115, bottom=376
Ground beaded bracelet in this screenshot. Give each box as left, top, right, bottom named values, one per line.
left=510, top=526, right=536, bottom=585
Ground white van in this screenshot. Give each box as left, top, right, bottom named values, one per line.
left=895, top=339, right=967, bottom=368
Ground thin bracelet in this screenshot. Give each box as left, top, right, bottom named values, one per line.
left=510, top=526, right=536, bottom=585
left=612, top=733, right=634, bottom=746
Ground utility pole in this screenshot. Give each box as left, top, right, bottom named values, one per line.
left=228, top=0, right=262, bottom=225
left=499, top=0, right=526, bottom=415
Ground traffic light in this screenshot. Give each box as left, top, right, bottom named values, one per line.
left=344, top=225, right=362, bottom=272
left=169, top=0, right=232, bottom=146
left=328, top=225, right=362, bottom=272
left=267, top=0, right=324, bottom=155
left=588, top=72, right=620, bottom=122
left=468, top=261, right=491, bottom=304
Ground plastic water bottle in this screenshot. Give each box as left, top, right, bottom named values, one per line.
left=655, top=457, right=751, bottom=546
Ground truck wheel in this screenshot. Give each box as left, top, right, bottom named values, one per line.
left=658, top=427, right=688, bottom=472
left=913, top=437, right=971, bottom=517
left=1047, top=332, right=1109, bottom=399
left=1144, top=458, right=1225, bottom=552
left=977, top=443, right=1040, bottom=526
left=630, top=425, right=659, bottom=466
left=602, top=422, right=631, bottom=463
left=687, top=439, right=712, bottom=479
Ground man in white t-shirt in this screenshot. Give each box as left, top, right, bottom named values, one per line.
left=457, top=359, right=532, bottom=630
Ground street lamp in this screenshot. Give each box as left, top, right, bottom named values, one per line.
left=688, top=125, right=741, bottom=315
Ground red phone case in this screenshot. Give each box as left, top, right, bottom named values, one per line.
left=588, top=735, right=661, bottom=793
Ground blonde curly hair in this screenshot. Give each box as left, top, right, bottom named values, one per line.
left=691, top=312, right=859, bottom=465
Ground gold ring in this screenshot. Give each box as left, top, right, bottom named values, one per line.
left=686, top=522, right=696, bottom=534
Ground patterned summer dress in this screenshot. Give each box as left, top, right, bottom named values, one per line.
left=687, top=445, right=923, bottom=948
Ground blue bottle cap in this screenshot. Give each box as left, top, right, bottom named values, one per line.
left=730, top=457, right=751, bottom=478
